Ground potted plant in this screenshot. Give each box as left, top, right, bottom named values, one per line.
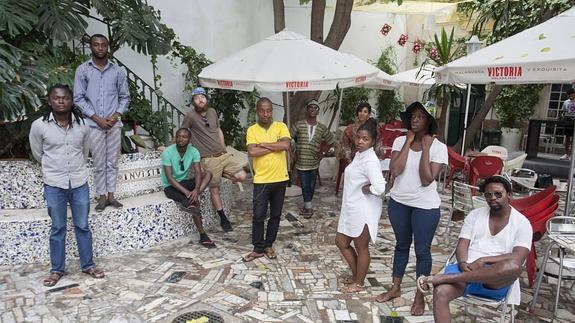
left=494, top=84, right=543, bottom=152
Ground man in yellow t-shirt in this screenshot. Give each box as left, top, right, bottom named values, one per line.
left=243, top=97, right=291, bottom=262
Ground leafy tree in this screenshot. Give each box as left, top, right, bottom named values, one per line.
left=494, top=84, right=544, bottom=129
left=455, top=0, right=574, bottom=151
left=373, top=46, right=403, bottom=124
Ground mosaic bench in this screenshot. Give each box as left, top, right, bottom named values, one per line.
left=0, top=152, right=233, bottom=266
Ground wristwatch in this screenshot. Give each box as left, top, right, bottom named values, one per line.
left=116, top=114, right=122, bottom=121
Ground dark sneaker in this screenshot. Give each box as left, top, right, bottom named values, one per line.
left=95, top=201, right=107, bottom=212
left=220, top=219, right=233, bottom=232
left=107, top=199, right=123, bottom=208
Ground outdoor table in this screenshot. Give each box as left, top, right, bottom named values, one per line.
left=530, top=231, right=575, bottom=317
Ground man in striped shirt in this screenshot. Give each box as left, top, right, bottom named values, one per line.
left=290, top=99, right=336, bottom=218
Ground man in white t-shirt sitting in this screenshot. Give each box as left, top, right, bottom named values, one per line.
left=417, top=176, right=532, bottom=322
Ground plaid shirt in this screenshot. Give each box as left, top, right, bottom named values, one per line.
left=290, top=120, right=335, bottom=170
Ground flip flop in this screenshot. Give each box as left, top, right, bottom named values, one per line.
left=242, top=251, right=264, bottom=262
left=43, top=272, right=63, bottom=287
left=82, top=268, right=105, bottom=279
left=416, top=275, right=433, bottom=294
left=338, top=274, right=355, bottom=285
left=199, top=238, right=216, bottom=248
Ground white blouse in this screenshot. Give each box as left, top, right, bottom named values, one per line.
left=337, top=147, right=386, bottom=243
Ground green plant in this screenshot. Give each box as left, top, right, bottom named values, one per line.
left=339, top=87, right=371, bottom=126
left=170, top=42, right=257, bottom=150
left=373, top=46, right=403, bottom=123
left=123, top=82, right=172, bottom=150
left=494, top=84, right=544, bottom=129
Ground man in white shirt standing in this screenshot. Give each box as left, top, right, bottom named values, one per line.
left=417, top=176, right=532, bottom=322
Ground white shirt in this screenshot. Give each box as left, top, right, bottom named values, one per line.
left=389, top=136, right=448, bottom=209
left=459, top=206, right=533, bottom=305
left=337, top=147, right=386, bottom=243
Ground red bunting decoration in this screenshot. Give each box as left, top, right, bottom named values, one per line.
left=380, top=23, right=392, bottom=36
left=412, top=40, right=422, bottom=54
left=428, top=47, right=439, bottom=60
left=397, top=34, right=408, bottom=46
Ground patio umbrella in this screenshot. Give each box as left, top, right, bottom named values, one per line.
left=198, top=29, right=399, bottom=125
left=392, top=64, right=436, bottom=87
left=434, top=6, right=575, bottom=216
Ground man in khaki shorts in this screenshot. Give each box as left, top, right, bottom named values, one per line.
left=182, top=87, right=247, bottom=232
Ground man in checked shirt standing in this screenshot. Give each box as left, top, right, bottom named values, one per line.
left=74, top=34, right=130, bottom=212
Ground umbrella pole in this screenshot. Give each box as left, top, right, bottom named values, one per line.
left=564, top=117, right=575, bottom=216
left=286, top=92, right=291, bottom=128
left=461, top=84, right=472, bottom=155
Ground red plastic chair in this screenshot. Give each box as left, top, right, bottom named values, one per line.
left=519, top=194, right=559, bottom=220
left=469, top=156, right=504, bottom=186
left=388, top=119, right=404, bottom=129
left=380, top=128, right=402, bottom=159
left=445, top=147, right=469, bottom=188
left=335, top=158, right=348, bottom=196
left=526, top=202, right=559, bottom=286
left=510, top=185, right=556, bottom=213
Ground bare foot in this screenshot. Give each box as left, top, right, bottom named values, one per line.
left=375, top=287, right=401, bottom=303
left=338, top=274, right=355, bottom=285
left=341, top=283, right=365, bottom=293
left=411, top=292, right=426, bottom=316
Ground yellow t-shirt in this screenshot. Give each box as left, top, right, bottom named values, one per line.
left=246, top=121, right=291, bottom=184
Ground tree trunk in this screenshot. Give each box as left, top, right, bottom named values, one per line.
left=311, top=0, right=326, bottom=43
left=272, top=0, right=286, bottom=33
left=323, top=0, right=353, bottom=50
left=457, top=85, right=504, bottom=152
left=436, top=87, right=448, bottom=141
left=288, top=91, right=321, bottom=126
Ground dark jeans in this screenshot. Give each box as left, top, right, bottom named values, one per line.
left=298, top=169, right=317, bottom=203
left=252, top=181, right=288, bottom=253
left=388, top=198, right=440, bottom=278
left=44, top=183, right=95, bottom=273
left=164, top=179, right=196, bottom=205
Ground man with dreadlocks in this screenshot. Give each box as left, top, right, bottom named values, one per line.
left=30, top=84, right=105, bottom=287
left=74, top=34, right=130, bottom=212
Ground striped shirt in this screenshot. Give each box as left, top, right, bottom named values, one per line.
left=73, top=59, right=130, bottom=127
left=290, top=120, right=335, bottom=170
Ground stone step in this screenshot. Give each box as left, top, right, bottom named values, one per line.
left=0, top=185, right=233, bottom=266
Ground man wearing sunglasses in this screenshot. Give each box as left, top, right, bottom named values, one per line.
left=161, top=128, right=215, bottom=248
left=290, top=99, right=335, bottom=218
left=417, top=176, right=532, bottom=322
left=181, top=87, right=247, bottom=233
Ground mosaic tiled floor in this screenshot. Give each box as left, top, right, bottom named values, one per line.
left=0, top=180, right=573, bottom=322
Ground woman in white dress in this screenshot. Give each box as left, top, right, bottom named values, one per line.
left=375, top=101, right=448, bottom=316
left=336, top=118, right=387, bottom=293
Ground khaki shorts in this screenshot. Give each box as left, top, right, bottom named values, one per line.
left=201, top=151, right=246, bottom=187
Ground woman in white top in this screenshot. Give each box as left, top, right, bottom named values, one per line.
left=375, top=102, right=448, bottom=315
left=336, top=118, right=387, bottom=293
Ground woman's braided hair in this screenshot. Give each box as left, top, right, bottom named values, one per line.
left=42, top=84, right=85, bottom=126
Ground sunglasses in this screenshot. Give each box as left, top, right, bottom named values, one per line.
left=483, top=191, right=504, bottom=199
left=179, top=158, right=185, bottom=171
left=307, top=106, right=320, bottom=111
left=201, top=116, right=209, bottom=127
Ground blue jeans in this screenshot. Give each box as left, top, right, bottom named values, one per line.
left=298, top=169, right=317, bottom=203
left=388, top=198, right=440, bottom=278
left=44, top=183, right=95, bottom=273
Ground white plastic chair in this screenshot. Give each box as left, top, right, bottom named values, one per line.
left=503, top=153, right=527, bottom=174
left=444, top=250, right=515, bottom=323
left=481, top=145, right=508, bottom=161
left=445, top=182, right=486, bottom=238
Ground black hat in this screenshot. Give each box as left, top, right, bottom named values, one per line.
left=400, top=101, right=438, bottom=135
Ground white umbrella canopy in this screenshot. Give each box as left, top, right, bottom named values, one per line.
left=393, top=64, right=436, bottom=87
left=198, top=30, right=385, bottom=92
left=435, top=7, right=575, bottom=84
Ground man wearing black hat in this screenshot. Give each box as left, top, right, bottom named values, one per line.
left=290, top=99, right=335, bottom=218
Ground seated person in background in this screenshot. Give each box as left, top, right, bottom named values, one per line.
left=161, top=128, right=215, bottom=248
left=417, top=176, right=532, bottom=323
